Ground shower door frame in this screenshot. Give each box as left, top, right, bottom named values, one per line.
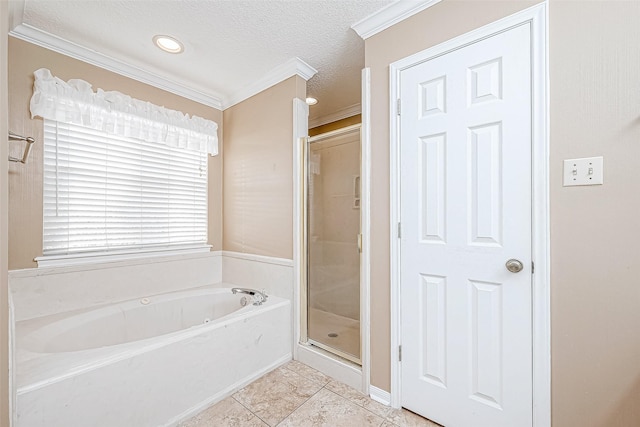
left=293, top=68, right=371, bottom=394
left=303, top=124, right=363, bottom=365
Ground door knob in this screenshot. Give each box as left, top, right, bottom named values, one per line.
left=505, top=259, right=524, bottom=273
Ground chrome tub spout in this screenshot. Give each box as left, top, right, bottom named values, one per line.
left=231, top=287, right=268, bottom=306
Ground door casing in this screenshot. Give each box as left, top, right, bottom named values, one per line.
left=388, top=4, right=549, bottom=426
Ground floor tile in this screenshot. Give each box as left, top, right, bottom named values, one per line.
left=284, top=360, right=331, bottom=386
left=324, top=380, right=392, bottom=418
left=277, top=388, right=384, bottom=427
left=385, top=408, right=442, bottom=427
left=232, top=366, right=323, bottom=426
left=179, top=397, right=267, bottom=427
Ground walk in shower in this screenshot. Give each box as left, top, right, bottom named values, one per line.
left=304, top=124, right=361, bottom=364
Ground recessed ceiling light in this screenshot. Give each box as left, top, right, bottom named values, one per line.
left=306, top=97, right=318, bottom=105
left=153, top=35, right=184, bottom=54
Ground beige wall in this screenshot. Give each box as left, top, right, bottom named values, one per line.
left=309, top=114, right=361, bottom=137
left=549, top=1, right=640, bottom=425
left=365, top=0, right=538, bottom=393
left=7, top=38, right=223, bottom=270
left=366, top=0, right=640, bottom=426
left=223, top=76, right=306, bottom=259
left=1, top=3, right=10, bottom=426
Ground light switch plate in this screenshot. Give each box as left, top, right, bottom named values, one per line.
left=563, top=156, right=604, bottom=186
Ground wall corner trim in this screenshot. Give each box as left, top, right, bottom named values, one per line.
left=8, top=0, right=25, bottom=30
left=8, top=24, right=225, bottom=110
left=370, top=386, right=391, bottom=406
left=351, top=0, right=442, bottom=40
left=222, top=57, right=317, bottom=110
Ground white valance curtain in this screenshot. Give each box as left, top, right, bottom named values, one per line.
left=29, top=68, right=219, bottom=155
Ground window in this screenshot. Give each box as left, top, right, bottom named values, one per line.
left=42, top=120, right=208, bottom=258
left=29, top=68, right=218, bottom=265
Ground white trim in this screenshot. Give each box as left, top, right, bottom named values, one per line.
left=12, top=251, right=221, bottom=278
left=222, top=57, right=317, bottom=109
left=360, top=67, right=372, bottom=396
left=389, top=48, right=401, bottom=407
left=221, top=251, right=293, bottom=267
left=9, top=292, right=15, bottom=427
left=2, top=3, right=13, bottom=423
left=370, top=386, right=391, bottom=406
left=292, top=98, right=309, bottom=359
left=351, top=0, right=442, bottom=40
left=296, top=344, right=362, bottom=391
left=531, top=4, right=551, bottom=426
left=8, top=0, right=25, bottom=30
left=34, top=245, right=213, bottom=268
left=388, top=4, right=550, bottom=425
left=9, top=24, right=224, bottom=110
left=309, top=103, right=361, bottom=129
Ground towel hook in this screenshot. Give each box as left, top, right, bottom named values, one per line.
left=8, top=132, right=35, bottom=164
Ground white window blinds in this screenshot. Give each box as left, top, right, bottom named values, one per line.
left=43, top=120, right=208, bottom=257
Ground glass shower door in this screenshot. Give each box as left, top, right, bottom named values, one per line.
left=306, top=126, right=361, bottom=364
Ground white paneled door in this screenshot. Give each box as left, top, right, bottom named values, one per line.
left=399, top=24, right=532, bottom=427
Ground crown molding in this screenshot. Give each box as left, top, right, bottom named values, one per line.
left=309, top=103, right=361, bottom=129
left=9, top=21, right=317, bottom=112
left=9, top=23, right=225, bottom=110
left=221, top=57, right=317, bottom=109
left=351, top=0, right=442, bottom=40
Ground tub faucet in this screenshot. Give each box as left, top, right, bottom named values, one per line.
left=231, top=287, right=268, bottom=305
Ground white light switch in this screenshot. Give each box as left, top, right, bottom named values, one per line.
left=563, top=156, right=604, bottom=186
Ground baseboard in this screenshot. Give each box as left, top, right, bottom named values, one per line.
left=369, top=385, right=391, bottom=406
left=9, top=296, right=16, bottom=427
left=163, top=353, right=292, bottom=427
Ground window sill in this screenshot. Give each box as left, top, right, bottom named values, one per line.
left=34, top=245, right=213, bottom=268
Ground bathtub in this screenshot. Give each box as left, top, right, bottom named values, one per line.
left=15, top=286, right=292, bottom=427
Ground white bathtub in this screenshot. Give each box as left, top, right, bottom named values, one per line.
left=15, top=286, right=292, bottom=427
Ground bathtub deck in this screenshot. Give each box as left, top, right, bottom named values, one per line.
left=179, top=360, right=440, bottom=427
left=15, top=292, right=292, bottom=427
left=15, top=292, right=289, bottom=393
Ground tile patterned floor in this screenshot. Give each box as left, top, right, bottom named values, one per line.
left=180, top=360, right=441, bottom=427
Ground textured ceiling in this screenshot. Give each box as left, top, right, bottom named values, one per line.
left=16, top=0, right=395, bottom=121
